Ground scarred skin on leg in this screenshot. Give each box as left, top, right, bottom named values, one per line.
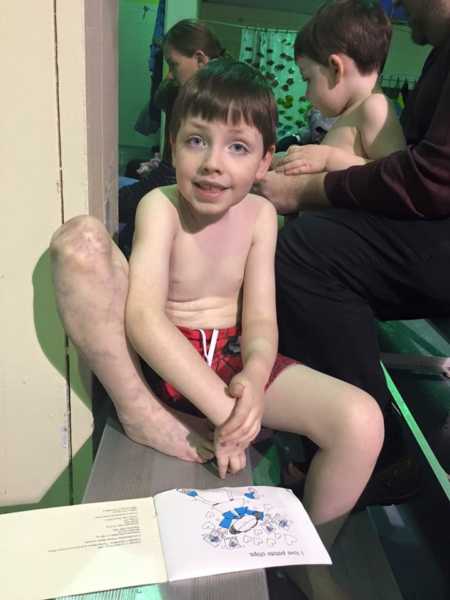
left=49, top=215, right=214, bottom=463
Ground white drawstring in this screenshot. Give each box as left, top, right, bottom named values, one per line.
left=199, top=328, right=219, bottom=367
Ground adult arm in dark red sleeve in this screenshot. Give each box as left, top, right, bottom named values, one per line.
left=325, top=57, right=450, bottom=218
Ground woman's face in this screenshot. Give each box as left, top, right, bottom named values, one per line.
left=164, top=46, right=202, bottom=85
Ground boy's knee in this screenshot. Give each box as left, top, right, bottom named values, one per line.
left=50, top=216, right=110, bottom=269
left=340, top=390, right=385, bottom=454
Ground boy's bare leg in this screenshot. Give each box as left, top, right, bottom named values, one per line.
left=49, top=216, right=212, bottom=462
left=262, top=364, right=384, bottom=599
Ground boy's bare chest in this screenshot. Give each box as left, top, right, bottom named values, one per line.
left=168, top=225, right=253, bottom=299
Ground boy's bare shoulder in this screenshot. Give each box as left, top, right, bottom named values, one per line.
left=134, top=186, right=181, bottom=233
left=358, top=91, right=392, bottom=119
left=136, top=185, right=182, bottom=222
left=139, top=184, right=178, bottom=206
left=243, top=191, right=277, bottom=218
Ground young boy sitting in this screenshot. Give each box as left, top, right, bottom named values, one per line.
left=275, top=0, right=406, bottom=176
left=125, top=59, right=383, bottom=567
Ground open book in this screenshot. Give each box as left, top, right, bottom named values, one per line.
left=1, top=485, right=331, bottom=600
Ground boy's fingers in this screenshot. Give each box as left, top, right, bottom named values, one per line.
left=277, top=160, right=309, bottom=174
left=221, top=428, right=254, bottom=448
left=219, top=399, right=249, bottom=434
left=219, top=412, right=247, bottom=439
left=221, top=414, right=251, bottom=441
left=216, top=453, right=229, bottom=479
left=229, top=452, right=246, bottom=474
left=221, top=406, right=255, bottom=437
left=223, top=420, right=260, bottom=446
left=228, top=381, right=245, bottom=399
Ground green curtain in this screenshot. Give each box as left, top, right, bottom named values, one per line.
left=239, top=28, right=310, bottom=139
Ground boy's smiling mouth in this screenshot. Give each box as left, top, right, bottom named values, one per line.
left=194, top=180, right=229, bottom=193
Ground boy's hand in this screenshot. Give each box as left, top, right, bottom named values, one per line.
left=119, top=404, right=215, bottom=463
left=218, top=373, right=264, bottom=447
left=275, top=144, right=330, bottom=175
left=214, top=434, right=247, bottom=479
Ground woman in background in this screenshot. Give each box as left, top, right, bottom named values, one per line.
left=119, top=19, right=227, bottom=256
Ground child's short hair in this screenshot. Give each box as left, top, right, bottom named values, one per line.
left=169, top=59, right=277, bottom=154
left=294, top=0, right=392, bottom=75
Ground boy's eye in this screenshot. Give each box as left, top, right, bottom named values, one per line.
left=230, top=142, right=249, bottom=154
left=186, top=135, right=205, bottom=148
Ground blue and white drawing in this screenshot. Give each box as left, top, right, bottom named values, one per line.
left=177, top=487, right=298, bottom=550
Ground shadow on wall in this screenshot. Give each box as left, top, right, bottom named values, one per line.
left=32, top=248, right=91, bottom=408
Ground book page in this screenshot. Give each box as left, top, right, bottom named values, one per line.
left=154, top=485, right=331, bottom=582
left=0, top=497, right=167, bottom=600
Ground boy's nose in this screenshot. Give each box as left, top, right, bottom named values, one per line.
left=201, top=147, right=222, bottom=172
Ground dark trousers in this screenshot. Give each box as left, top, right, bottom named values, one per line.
left=276, top=209, right=450, bottom=411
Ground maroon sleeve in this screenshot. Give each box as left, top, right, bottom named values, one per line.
left=324, top=55, right=450, bottom=218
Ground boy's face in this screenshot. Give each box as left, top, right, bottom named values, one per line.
left=297, top=56, right=342, bottom=118
left=172, top=115, right=273, bottom=219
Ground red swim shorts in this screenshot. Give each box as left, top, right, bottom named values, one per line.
left=140, top=326, right=298, bottom=415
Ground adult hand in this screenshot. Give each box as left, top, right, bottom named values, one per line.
left=253, top=169, right=329, bottom=213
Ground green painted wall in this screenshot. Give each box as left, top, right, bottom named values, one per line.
left=118, top=0, right=199, bottom=173
left=119, top=0, right=160, bottom=173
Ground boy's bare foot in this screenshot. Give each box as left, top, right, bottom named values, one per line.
left=118, top=402, right=214, bottom=463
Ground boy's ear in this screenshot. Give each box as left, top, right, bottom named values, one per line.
left=194, top=50, right=209, bottom=68
left=328, top=54, right=345, bottom=84
left=255, top=145, right=275, bottom=181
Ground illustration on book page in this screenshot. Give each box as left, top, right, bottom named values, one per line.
left=177, top=486, right=298, bottom=550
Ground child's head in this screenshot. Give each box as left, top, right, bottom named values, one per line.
left=295, top=0, right=391, bottom=75
left=294, top=0, right=391, bottom=116
left=170, top=59, right=277, bottom=154
left=163, top=19, right=225, bottom=85
left=169, top=60, right=276, bottom=218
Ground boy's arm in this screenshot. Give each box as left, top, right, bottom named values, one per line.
left=274, top=143, right=368, bottom=174
left=126, top=189, right=237, bottom=429
left=219, top=199, right=279, bottom=444
left=274, top=95, right=406, bottom=175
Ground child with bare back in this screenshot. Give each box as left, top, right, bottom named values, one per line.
left=275, top=0, right=406, bottom=177
left=125, top=60, right=383, bottom=591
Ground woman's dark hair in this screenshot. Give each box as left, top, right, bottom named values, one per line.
left=169, top=59, right=277, bottom=154
left=163, top=19, right=225, bottom=59
left=294, top=0, right=392, bottom=75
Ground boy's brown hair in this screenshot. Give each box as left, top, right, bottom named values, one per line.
left=169, top=59, right=277, bottom=154
left=294, top=0, right=392, bottom=75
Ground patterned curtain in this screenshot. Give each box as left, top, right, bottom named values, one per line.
left=239, top=28, right=310, bottom=140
